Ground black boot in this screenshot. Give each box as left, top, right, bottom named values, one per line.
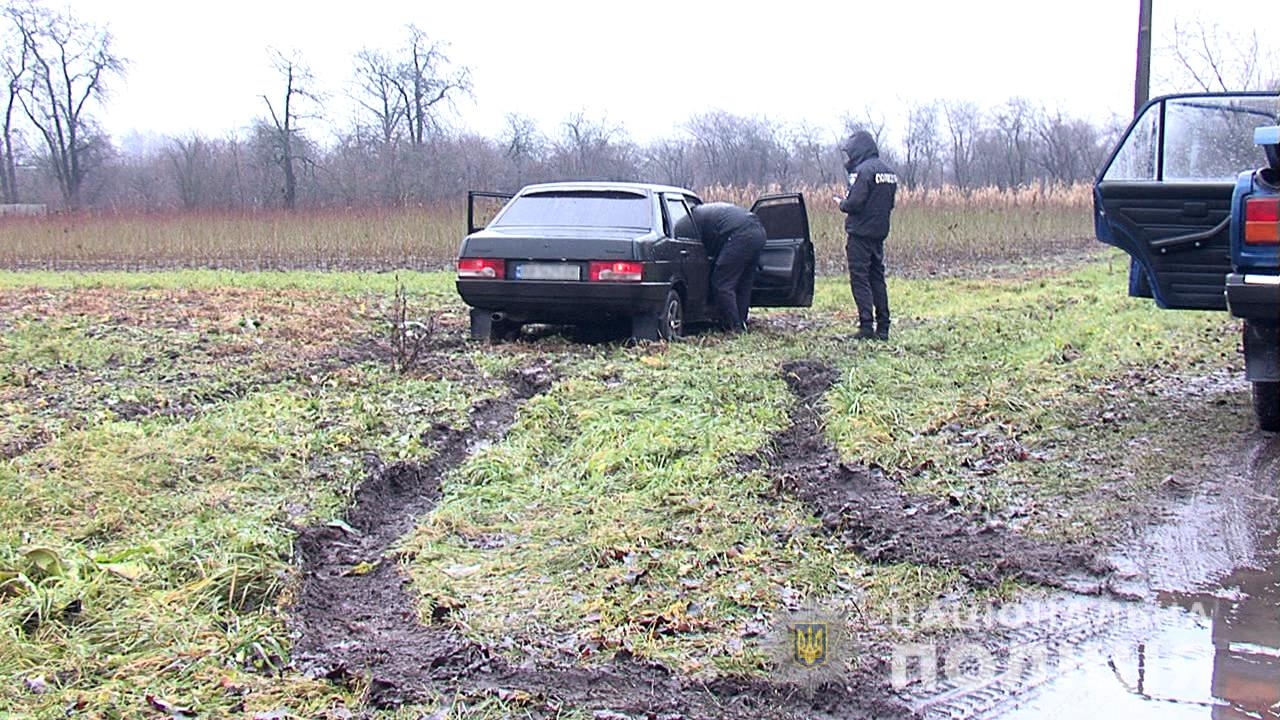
left=854, top=324, right=878, bottom=340
left=875, top=320, right=890, bottom=341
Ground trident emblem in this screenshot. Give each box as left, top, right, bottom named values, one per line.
left=792, top=622, right=828, bottom=668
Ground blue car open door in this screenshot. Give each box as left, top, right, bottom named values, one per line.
left=1094, top=92, right=1279, bottom=310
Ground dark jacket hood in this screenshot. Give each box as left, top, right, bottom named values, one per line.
left=841, top=131, right=879, bottom=168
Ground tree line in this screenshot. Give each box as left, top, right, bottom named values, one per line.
left=1, top=2, right=1274, bottom=212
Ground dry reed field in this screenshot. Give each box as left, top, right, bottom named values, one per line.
left=707, top=182, right=1096, bottom=274
left=0, top=183, right=1096, bottom=275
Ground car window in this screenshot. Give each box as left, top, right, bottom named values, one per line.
left=1163, top=97, right=1276, bottom=181
left=665, top=196, right=698, bottom=239
left=1103, top=105, right=1158, bottom=181
left=492, top=191, right=652, bottom=229
left=1103, top=95, right=1279, bottom=183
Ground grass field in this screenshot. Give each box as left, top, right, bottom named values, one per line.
left=0, top=248, right=1252, bottom=717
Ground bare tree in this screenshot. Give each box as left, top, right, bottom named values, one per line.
left=552, top=111, right=636, bottom=180
left=685, top=111, right=787, bottom=187
left=1031, top=108, right=1109, bottom=185
left=166, top=135, right=211, bottom=210
left=787, top=122, right=838, bottom=186
left=351, top=32, right=467, bottom=144
left=1163, top=19, right=1279, bottom=92
left=901, top=101, right=942, bottom=190
left=347, top=26, right=471, bottom=204
left=990, top=97, right=1034, bottom=188
left=350, top=48, right=411, bottom=203
left=0, top=16, right=27, bottom=203
left=641, top=137, right=695, bottom=188
left=398, top=25, right=471, bottom=146
left=7, top=1, right=124, bottom=209
left=351, top=48, right=406, bottom=146
left=501, top=112, right=544, bottom=187
left=261, top=50, right=318, bottom=211
left=841, top=106, right=891, bottom=150
left=942, top=100, right=982, bottom=190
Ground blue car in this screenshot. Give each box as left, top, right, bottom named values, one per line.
left=1094, top=91, right=1279, bottom=430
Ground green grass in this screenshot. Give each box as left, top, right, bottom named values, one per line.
left=0, top=367, right=495, bottom=716
left=0, top=252, right=1252, bottom=717
left=398, top=252, right=1249, bottom=680
left=403, top=345, right=961, bottom=676
left=817, top=263, right=1247, bottom=537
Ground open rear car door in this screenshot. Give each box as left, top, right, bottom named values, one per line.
left=750, top=193, right=815, bottom=307
left=1094, top=93, right=1279, bottom=310
left=467, top=190, right=515, bottom=234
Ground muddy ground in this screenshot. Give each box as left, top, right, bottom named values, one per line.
left=284, top=348, right=1239, bottom=718
left=288, top=360, right=914, bottom=719
left=903, top=433, right=1279, bottom=719
left=764, top=360, right=1114, bottom=593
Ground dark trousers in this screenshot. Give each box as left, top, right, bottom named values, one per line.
left=710, top=225, right=767, bottom=331
left=846, top=233, right=890, bottom=329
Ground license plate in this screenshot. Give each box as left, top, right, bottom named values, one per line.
left=515, top=262, right=580, bottom=281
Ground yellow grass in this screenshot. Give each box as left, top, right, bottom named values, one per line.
left=0, top=184, right=1096, bottom=276
left=0, top=206, right=465, bottom=271
left=705, top=182, right=1096, bottom=275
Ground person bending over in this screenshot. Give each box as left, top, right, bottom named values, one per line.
left=691, top=202, right=768, bottom=332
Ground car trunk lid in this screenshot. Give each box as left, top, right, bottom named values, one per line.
left=461, top=227, right=642, bottom=261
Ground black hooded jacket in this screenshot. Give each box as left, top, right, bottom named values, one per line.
left=690, top=202, right=763, bottom=257
left=838, top=131, right=898, bottom=239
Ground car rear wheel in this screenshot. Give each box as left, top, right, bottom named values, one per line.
left=630, top=288, right=684, bottom=342
left=1254, top=381, right=1279, bottom=432
left=659, top=289, right=684, bottom=340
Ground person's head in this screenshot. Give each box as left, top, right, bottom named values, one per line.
left=841, top=130, right=879, bottom=170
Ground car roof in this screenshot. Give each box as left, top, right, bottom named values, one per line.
left=518, top=180, right=699, bottom=197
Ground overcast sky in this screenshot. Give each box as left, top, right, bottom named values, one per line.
left=58, top=0, right=1268, bottom=149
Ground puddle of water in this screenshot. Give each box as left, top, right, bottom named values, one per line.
left=907, top=435, right=1280, bottom=719
left=999, top=552, right=1280, bottom=720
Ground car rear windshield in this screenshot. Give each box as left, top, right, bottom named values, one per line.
left=492, top=191, right=652, bottom=230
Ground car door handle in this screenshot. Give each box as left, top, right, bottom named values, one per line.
left=1150, top=216, right=1229, bottom=251
left=679, top=249, right=689, bottom=256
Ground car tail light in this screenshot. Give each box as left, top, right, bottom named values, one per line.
left=457, top=258, right=505, bottom=279
left=589, top=261, right=643, bottom=282
left=1244, top=197, right=1280, bottom=245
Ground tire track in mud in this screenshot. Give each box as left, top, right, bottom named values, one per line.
left=766, top=359, right=1112, bottom=591
left=289, top=364, right=555, bottom=707
left=289, top=359, right=913, bottom=719
left=762, top=359, right=1279, bottom=719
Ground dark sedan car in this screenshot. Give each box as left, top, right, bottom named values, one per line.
left=455, top=181, right=814, bottom=341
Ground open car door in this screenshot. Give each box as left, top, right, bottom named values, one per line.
left=1094, top=92, right=1279, bottom=310
left=750, top=193, right=814, bottom=307
left=467, top=190, right=515, bottom=234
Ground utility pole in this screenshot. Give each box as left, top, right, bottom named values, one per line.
left=1129, top=0, right=1155, bottom=295
left=1134, top=0, right=1153, bottom=115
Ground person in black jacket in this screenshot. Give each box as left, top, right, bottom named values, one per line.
left=691, top=202, right=768, bottom=332
left=837, top=130, right=898, bottom=340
